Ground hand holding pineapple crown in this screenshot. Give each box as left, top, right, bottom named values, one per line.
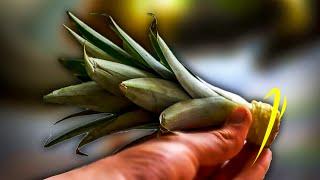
left=44, top=12, right=285, bottom=159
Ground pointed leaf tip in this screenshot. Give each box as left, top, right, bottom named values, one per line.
left=67, top=11, right=140, bottom=67
left=147, top=15, right=172, bottom=71
left=76, top=148, right=88, bottom=156
left=44, top=114, right=117, bottom=148
left=75, top=109, right=155, bottom=150
left=148, top=13, right=158, bottom=33
left=108, top=16, right=174, bottom=79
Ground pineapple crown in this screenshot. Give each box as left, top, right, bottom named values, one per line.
left=43, top=12, right=286, bottom=158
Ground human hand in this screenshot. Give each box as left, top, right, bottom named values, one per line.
left=47, top=107, right=272, bottom=180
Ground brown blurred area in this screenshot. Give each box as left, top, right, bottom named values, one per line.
left=0, top=0, right=320, bottom=179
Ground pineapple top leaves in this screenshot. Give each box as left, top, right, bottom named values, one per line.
left=156, top=34, right=218, bottom=98
left=75, top=109, right=156, bottom=155
left=108, top=16, right=174, bottom=80
left=83, top=48, right=156, bottom=96
left=46, top=12, right=280, bottom=157
left=54, top=109, right=99, bottom=124
left=197, top=77, right=250, bottom=106
left=63, top=25, right=115, bottom=61
left=67, top=12, right=141, bottom=69
left=44, top=81, right=133, bottom=112
left=45, top=113, right=117, bottom=148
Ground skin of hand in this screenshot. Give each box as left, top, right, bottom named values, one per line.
left=47, top=107, right=272, bottom=180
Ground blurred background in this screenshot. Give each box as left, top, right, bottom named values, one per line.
left=0, top=0, right=319, bottom=179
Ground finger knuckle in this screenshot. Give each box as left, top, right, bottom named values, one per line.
left=212, top=129, right=243, bottom=151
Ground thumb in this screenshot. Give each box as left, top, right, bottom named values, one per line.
left=213, top=106, right=253, bottom=161
left=180, top=106, right=253, bottom=167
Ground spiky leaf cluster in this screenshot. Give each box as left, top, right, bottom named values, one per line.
left=44, top=12, right=280, bottom=156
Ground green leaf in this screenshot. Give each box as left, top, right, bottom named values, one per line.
left=108, top=16, right=174, bottom=79
left=67, top=11, right=141, bottom=68
left=78, top=125, right=158, bottom=156
left=75, top=109, right=156, bottom=153
left=120, top=78, right=190, bottom=113
left=58, top=57, right=90, bottom=81
left=148, top=14, right=172, bottom=71
left=156, top=34, right=218, bottom=98
left=84, top=48, right=156, bottom=96
left=63, top=25, right=115, bottom=60
left=160, top=96, right=237, bottom=131
left=44, top=81, right=134, bottom=112
left=54, top=109, right=101, bottom=124
left=197, top=77, right=250, bottom=106
left=122, top=40, right=139, bottom=62
left=44, top=114, right=117, bottom=147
